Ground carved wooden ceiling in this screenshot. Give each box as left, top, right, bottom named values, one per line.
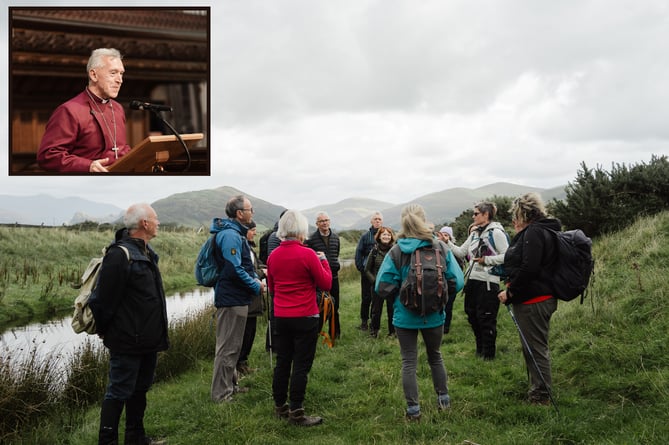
left=10, top=8, right=209, bottom=101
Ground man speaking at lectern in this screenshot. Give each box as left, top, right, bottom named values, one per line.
left=37, top=48, right=132, bottom=172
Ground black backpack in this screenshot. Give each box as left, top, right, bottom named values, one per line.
left=399, top=245, right=447, bottom=318
left=258, top=229, right=274, bottom=264
left=546, top=228, right=594, bottom=303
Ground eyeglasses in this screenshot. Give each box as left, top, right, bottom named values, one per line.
left=472, top=212, right=481, bottom=216
left=240, top=207, right=254, bottom=214
left=317, top=219, right=330, bottom=223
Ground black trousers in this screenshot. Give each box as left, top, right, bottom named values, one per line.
left=463, top=280, right=500, bottom=359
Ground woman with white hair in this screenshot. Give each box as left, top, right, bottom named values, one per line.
left=267, top=210, right=332, bottom=426
left=375, top=203, right=464, bottom=421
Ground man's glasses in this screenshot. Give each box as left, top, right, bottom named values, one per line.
left=240, top=207, right=254, bottom=214
left=472, top=212, right=481, bottom=216
left=317, top=219, right=330, bottom=223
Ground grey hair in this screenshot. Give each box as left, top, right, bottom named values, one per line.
left=124, top=203, right=153, bottom=230
left=87, top=48, right=122, bottom=73
left=510, top=192, right=547, bottom=225
left=225, top=195, right=246, bottom=218
left=278, top=209, right=309, bottom=240
left=398, top=203, right=433, bottom=241
left=370, top=211, right=383, bottom=222
left=315, top=211, right=329, bottom=221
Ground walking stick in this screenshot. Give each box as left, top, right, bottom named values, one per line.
left=505, top=304, right=559, bottom=414
left=264, top=286, right=273, bottom=368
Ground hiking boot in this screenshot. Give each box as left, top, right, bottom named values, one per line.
left=405, top=406, right=421, bottom=422
left=274, top=403, right=290, bottom=419
left=233, top=385, right=249, bottom=394
left=369, top=329, right=378, bottom=338
left=437, top=394, right=451, bottom=410
left=124, top=434, right=166, bottom=445
left=288, top=408, right=323, bottom=426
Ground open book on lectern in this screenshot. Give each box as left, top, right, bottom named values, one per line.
left=108, top=133, right=204, bottom=172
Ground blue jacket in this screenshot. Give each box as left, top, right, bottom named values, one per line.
left=210, top=218, right=260, bottom=307
left=375, top=237, right=464, bottom=329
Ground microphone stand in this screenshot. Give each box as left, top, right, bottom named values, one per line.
left=150, top=109, right=192, bottom=172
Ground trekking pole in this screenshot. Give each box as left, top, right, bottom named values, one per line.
left=463, top=258, right=475, bottom=286
left=265, top=287, right=273, bottom=368
left=505, top=304, right=559, bottom=415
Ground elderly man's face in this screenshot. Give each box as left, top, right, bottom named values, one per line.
left=90, top=56, right=124, bottom=99
left=371, top=214, right=383, bottom=229
left=316, top=214, right=330, bottom=232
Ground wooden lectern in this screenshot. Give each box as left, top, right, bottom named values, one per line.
left=108, top=133, right=204, bottom=172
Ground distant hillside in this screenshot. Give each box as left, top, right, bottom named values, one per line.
left=0, top=194, right=123, bottom=226
left=301, top=198, right=395, bottom=229
left=355, top=182, right=567, bottom=229
left=0, top=183, right=567, bottom=229
left=151, top=186, right=285, bottom=231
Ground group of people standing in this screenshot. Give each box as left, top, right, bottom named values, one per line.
left=89, top=191, right=562, bottom=443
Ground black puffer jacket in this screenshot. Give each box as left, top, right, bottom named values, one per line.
left=89, top=228, right=169, bottom=354
left=504, top=218, right=560, bottom=304
left=305, top=229, right=341, bottom=277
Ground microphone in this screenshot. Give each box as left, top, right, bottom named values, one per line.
left=130, top=100, right=173, bottom=112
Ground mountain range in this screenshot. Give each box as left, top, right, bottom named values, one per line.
left=0, top=183, right=567, bottom=230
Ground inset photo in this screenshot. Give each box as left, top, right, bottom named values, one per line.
left=9, top=7, right=210, bottom=175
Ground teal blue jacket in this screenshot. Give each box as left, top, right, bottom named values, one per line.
left=375, top=238, right=464, bottom=329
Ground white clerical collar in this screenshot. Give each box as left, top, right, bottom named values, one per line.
left=87, top=87, right=109, bottom=104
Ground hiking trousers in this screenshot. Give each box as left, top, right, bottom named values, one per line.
left=360, top=273, right=373, bottom=322
left=370, top=291, right=394, bottom=335
left=395, top=325, right=449, bottom=409
left=464, top=280, right=500, bottom=359
left=272, top=316, right=319, bottom=410
left=211, top=305, right=248, bottom=402
left=512, top=297, right=557, bottom=401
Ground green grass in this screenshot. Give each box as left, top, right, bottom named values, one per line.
left=4, top=213, right=669, bottom=444
left=0, top=226, right=209, bottom=325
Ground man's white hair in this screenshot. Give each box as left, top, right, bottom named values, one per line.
left=87, top=48, right=122, bottom=73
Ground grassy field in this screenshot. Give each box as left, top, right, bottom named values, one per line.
left=0, top=226, right=209, bottom=325
left=4, top=213, right=669, bottom=444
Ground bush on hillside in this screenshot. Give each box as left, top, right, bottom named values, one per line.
left=550, top=155, right=669, bottom=237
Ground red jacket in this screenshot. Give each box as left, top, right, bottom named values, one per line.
left=37, top=89, right=131, bottom=172
left=267, top=239, right=332, bottom=318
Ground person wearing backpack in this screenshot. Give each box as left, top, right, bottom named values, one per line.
left=364, top=226, right=396, bottom=338
left=447, top=201, right=509, bottom=360
left=88, top=203, right=168, bottom=445
left=376, top=204, right=464, bottom=421
left=210, top=195, right=265, bottom=403
left=497, top=192, right=559, bottom=406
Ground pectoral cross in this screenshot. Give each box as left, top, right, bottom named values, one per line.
left=111, top=147, right=119, bottom=159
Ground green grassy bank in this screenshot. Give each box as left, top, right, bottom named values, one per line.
left=5, top=212, right=669, bottom=444
left=0, top=226, right=205, bottom=325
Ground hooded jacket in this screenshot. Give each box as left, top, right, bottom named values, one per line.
left=89, top=228, right=169, bottom=354
left=375, top=237, right=464, bottom=329
left=210, top=217, right=261, bottom=307
left=504, top=217, right=561, bottom=304
left=448, top=221, right=508, bottom=284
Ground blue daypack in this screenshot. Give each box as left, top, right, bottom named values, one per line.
left=194, top=233, right=221, bottom=287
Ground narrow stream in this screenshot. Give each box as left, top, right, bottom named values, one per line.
left=0, top=288, right=214, bottom=364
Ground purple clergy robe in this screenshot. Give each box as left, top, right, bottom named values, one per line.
left=37, top=89, right=132, bottom=172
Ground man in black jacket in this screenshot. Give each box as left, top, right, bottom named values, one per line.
left=305, top=211, right=341, bottom=338
left=89, top=203, right=169, bottom=445
left=354, top=212, right=383, bottom=330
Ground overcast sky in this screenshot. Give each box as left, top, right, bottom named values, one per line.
left=1, top=0, right=667, bottom=210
